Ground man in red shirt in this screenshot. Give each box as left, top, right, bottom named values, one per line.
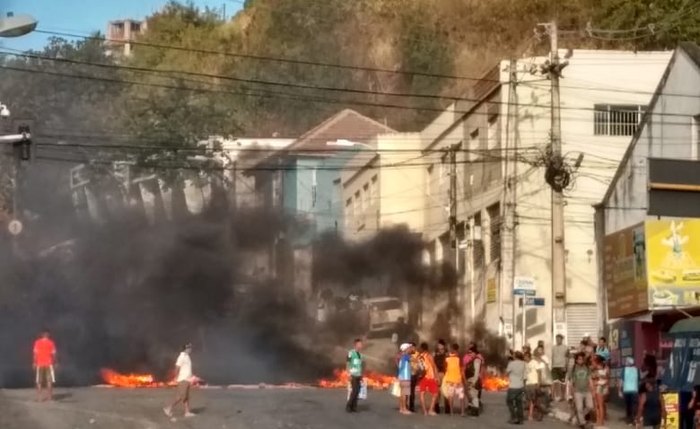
left=33, top=330, right=56, bottom=401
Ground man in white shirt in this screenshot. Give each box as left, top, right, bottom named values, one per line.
left=164, top=343, right=196, bottom=418
left=525, top=351, right=546, bottom=421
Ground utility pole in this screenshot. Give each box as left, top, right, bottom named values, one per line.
left=539, top=20, right=567, bottom=345
left=502, top=59, right=519, bottom=348
left=447, top=143, right=462, bottom=339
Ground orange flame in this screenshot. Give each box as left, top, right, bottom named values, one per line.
left=318, top=369, right=395, bottom=389
left=482, top=375, right=509, bottom=391
left=100, top=368, right=164, bottom=388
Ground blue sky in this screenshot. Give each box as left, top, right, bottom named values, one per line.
left=1, top=0, right=242, bottom=51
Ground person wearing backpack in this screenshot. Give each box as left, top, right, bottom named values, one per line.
left=346, top=338, right=365, bottom=413
left=619, top=357, right=640, bottom=425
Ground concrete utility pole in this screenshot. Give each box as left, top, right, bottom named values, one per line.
left=502, top=59, right=519, bottom=348
left=447, top=143, right=462, bottom=338
left=540, top=20, right=567, bottom=345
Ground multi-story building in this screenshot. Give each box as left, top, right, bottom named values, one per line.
left=106, top=19, right=146, bottom=57
left=596, top=42, right=700, bottom=369
left=243, top=109, right=394, bottom=292
left=421, top=50, right=672, bottom=349
left=340, top=132, right=424, bottom=241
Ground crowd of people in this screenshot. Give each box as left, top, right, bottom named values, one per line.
left=505, top=334, right=674, bottom=429
left=346, top=338, right=487, bottom=417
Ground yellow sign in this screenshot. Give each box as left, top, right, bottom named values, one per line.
left=646, top=219, right=700, bottom=308
left=604, top=223, right=649, bottom=318
left=662, top=392, right=679, bottom=429
left=486, top=278, right=497, bottom=304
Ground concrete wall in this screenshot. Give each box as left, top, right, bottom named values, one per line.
left=509, top=50, right=671, bottom=349
left=341, top=133, right=424, bottom=241
left=604, top=48, right=700, bottom=235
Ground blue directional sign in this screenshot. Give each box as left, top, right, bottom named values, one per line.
left=524, top=297, right=545, bottom=307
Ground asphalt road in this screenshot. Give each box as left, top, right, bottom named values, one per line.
left=0, top=387, right=574, bottom=429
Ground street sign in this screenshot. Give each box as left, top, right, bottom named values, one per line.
left=513, top=276, right=536, bottom=296
left=524, top=297, right=545, bottom=307
left=7, top=219, right=22, bottom=235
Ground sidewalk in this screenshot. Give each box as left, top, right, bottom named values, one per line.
left=551, top=399, right=628, bottom=429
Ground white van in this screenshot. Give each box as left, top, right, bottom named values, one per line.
left=365, top=297, right=405, bottom=333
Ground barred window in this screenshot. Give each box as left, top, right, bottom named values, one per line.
left=594, top=104, right=645, bottom=136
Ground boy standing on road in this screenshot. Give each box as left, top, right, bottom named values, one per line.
left=506, top=351, right=527, bottom=424
left=442, top=343, right=465, bottom=416
left=33, top=330, right=56, bottom=402
left=570, top=352, right=594, bottom=429
left=433, top=339, right=451, bottom=414
left=551, top=334, right=568, bottom=402
left=164, top=343, right=196, bottom=418
left=397, top=343, right=413, bottom=415
left=619, top=357, right=639, bottom=425
left=417, top=342, right=439, bottom=416
left=346, top=338, right=365, bottom=413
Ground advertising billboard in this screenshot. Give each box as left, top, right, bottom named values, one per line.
left=645, top=219, right=700, bottom=308
left=604, top=223, right=649, bottom=318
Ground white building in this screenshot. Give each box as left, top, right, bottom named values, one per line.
left=106, top=19, right=146, bottom=57
left=596, top=42, right=700, bottom=328
left=340, top=133, right=424, bottom=241
left=421, top=50, right=672, bottom=349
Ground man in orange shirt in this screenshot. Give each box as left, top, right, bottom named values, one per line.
left=33, top=330, right=56, bottom=402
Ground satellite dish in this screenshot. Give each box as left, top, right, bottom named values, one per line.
left=0, top=13, right=38, bottom=37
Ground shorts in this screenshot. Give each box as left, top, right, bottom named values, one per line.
left=595, top=385, right=609, bottom=396
left=441, top=382, right=464, bottom=399
left=525, top=385, right=539, bottom=401
left=551, top=367, right=566, bottom=382
left=399, top=380, right=411, bottom=396
left=36, top=366, right=55, bottom=386
left=418, top=378, right=439, bottom=395
left=177, top=381, right=191, bottom=401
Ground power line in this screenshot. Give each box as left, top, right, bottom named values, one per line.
left=1, top=49, right=462, bottom=103
left=3, top=60, right=698, bottom=124
left=34, top=29, right=497, bottom=84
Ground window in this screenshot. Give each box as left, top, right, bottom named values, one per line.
left=693, top=115, right=700, bottom=160
left=362, top=183, right=369, bottom=210
left=426, top=166, right=433, bottom=196
left=594, top=104, right=645, bottom=136
left=345, top=198, right=353, bottom=227
left=311, top=169, right=317, bottom=208
left=370, top=175, right=378, bottom=199
left=354, top=191, right=361, bottom=213
left=470, top=129, right=480, bottom=159
left=487, top=114, right=498, bottom=150
left=487, top=203, right=501, bottom=262
left=439, top=162, right=446, bottom=186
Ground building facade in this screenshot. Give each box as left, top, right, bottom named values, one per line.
left=106, top=19, right=147, bottom=57
left=340, top=132, right=424, bottom=241
left=421, top=50, right=672, bottom=349
left=596, top=42, right=700, bottom=375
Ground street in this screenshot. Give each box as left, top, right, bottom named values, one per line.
left=0, top=387, right=574, bottom=429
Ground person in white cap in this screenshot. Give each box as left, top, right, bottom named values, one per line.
left=619, top=357, right=640, bottom=425
left=397, top=343, right=413, bottom=414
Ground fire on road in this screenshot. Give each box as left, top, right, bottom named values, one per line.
left=0, top=386, right=568, bottom=429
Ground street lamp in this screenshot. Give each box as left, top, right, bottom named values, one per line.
left=0, top=12, right=38, bottom=37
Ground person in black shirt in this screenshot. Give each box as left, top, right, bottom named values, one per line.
left=433, top=339, right=451, bottom=414
left=636, top=377, right=666, bottom=429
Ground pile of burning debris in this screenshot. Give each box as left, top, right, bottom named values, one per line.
left=100, top=367, right=509, bottom=391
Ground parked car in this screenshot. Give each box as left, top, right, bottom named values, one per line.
left=364, top=297, right=405, bottom=334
